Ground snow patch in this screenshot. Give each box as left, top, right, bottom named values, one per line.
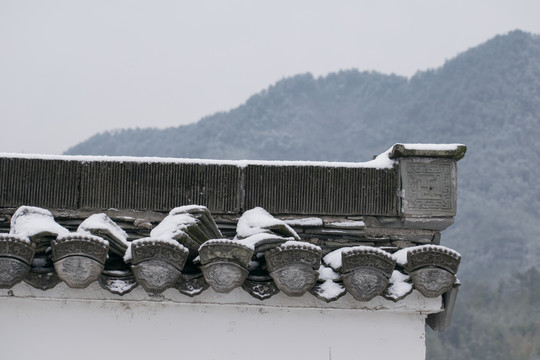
left=77, top=213, right=129, bottom=246
left=236, top=207, right=299, bottom=240
left=0, top=233, right=31, bottom=243
left=322, top=247, right=353, bottom=271
left=317, top=265, right=340, bottom=281
left=326, top=221, right=365, bottom=228
left=150, top=214, right=197, bottom=239
left=313, top=280, right=346, bottom=300
left=10, top=206, right=69, bottom=238
left=401, top=143, right=463, bottom=151
left=281, top=240, right=321, bottom=252
left=0, top=152, right=397, bottom=169
left=283, top=218, right=323, bottom=227
left=385, top=270, right=413, bottom=300
left=394, top=245, right=461, bottom=266
left=234, top=233, right=292, bottom=250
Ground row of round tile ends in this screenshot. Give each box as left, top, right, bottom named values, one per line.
left=0, top=232, right=460, bottom=302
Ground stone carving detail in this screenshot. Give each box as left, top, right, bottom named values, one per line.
left=400, top=159, right=456, bottom=216
left=410, top=268, right=456, bottom=298
left=342, top=268, right=389, bottom=301
left=55, top=257, right=104, bottom=288
left=270, top=264, right=319, bottom=297
left=199, top=240, right=254, bottom=294
left=0, top=235, right=35, bottom=288
left=24, top=270, right=61, bottom=290
left=242, top=277, right=280, bottom=300
left=265, top=243, right=322, bottom=297
left=132, top=262, right=181, bottom=294
left=201, top=261, right=249, bottom=293
left=24, top=255, right=61, bottom=290
left=340, top=247, right=396, bottom=302
left=52, top=234, right=109, bottom=288
left=130, top=239, right=189, bottom=294
left=406, top=246, right=461, bottom=298
left=98, top=270, right=139, bottom=296
left=175, top=271, right=209, bottom=297
left=0, top=258, right=30, bottom=288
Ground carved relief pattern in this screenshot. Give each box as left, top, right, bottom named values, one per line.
left=242, top=279, right=280, bottom=300
left=52, top=240, right=108, bottom=263
left=54, top=256, right=104, bottom=288
left=410, top=267, right=456, bottom=298
left=341, top=268, right=389, bottom=302
left=132, top=261, right=182, bottom=294
left=266, top=248, right=321, bottom=271
left=175, top=275, right=209, bottom=297
left=0, top=258, right=31, bottom=288
left=131, top=243, right=188, bottom=268
left=408, top=251, right=460, bottom=274
left=0, top=241, right=35, bottom=264
left=201, top=262, right=248, bottom=294
left=98, top=275, right=139, bottom=296
left=402, top=160, right=456, bottom=215
left=24, top=271, right=62, bottom=290
left=199, top=242, right=253, bottom=267
left=270, top=264, right=318, bottom=297
left=342, top=254, right=395, bottom=275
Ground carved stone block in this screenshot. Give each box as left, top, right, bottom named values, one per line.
left=400, top=158, right=457, bottom=216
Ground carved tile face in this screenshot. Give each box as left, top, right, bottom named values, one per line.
left=201, top=262, right=248, bottom=294
left=24, top=270, right=61, bottom=290
left=400, top=158, right=457, bottom=216
left=410, top=267, right=456, bottom=298
left=98, top=274, right=139, bottom=296
left=132, top=261, right=182, bottom=294
left=269, top=263, right=318, bottom=297
left=242, top=279, right=280, bottom=300
left=0, top=258, right=31, bottom=288
left=341, top=268, right=389, bottom=302
left=54, top=256, right=104, bottom=288
left=175, top=274, right=209, bottom=297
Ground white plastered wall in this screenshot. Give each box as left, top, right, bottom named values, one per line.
left=0, top=283, right=441, bottom=360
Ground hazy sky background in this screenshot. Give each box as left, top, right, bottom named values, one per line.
left=1, top=0, right=539, bottom=155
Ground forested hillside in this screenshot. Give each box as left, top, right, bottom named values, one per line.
left=67, top=30, right=540, bottom=358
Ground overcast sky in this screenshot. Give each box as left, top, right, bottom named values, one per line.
left=1, top=1, right=539, bottom=155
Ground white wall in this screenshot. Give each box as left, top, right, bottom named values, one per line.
left=0, top=283, right=441, bottom=360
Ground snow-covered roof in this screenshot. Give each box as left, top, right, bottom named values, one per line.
left=0, top=143, right=466, bottom=331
